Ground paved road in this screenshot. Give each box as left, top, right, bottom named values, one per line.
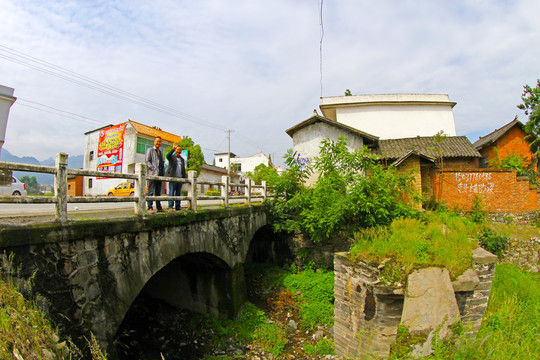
left=0, top=198, right=264, bottom=225
left=0, top=202, right=134, bottom=216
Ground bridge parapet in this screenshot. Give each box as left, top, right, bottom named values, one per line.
left=0, top=153, right=268, bottom=223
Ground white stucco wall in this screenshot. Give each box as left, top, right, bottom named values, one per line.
left=320, top=94, right=457, bottom=139
left=292, top=122, right=365, bottom=185
left=230, top=152, right=270, bottom=174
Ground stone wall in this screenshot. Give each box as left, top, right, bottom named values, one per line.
left=485, top=210, right=539, bottom=225
left=500, top=235, right=540, bottom=273
left=333, top=253, right=404, bottom=359
left=334, top=248, right=497, bottom=359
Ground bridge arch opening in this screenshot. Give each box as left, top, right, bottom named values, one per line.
left=114, top=252, right=245, bottom=359
left=245, top=225, right=293, bottom=266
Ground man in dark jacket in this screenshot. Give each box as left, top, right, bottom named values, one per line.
left=166, top=145, right=186, bottom=210
left=145, top=136, right=165, bottom=213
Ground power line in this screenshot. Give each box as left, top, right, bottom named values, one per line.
left=1, top=44, right=280, bottom=157
left=319, top=0, right=324, bottom=98
left=0, top=45, right=227, bottom=131
left=17, top=98, right=106, bottom=125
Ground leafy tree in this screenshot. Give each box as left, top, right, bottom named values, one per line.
left=518, top=79, right=540, bottom=155
left=491, top=150, right=537, bottom=184
left=245, top=164, right=278, bottom=185
left=19, top=175, right=39, bottom=194
left=269, top=136, right=418, bottom=242
left=165, top=136, right=205, bottom=175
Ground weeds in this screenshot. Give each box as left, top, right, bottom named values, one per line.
left=478, top=227, right=509, bottom=256
left=282, top=268, right=335, bottom=329
left=349, top=214, right=476, bottom=283
left=470, top=195, right=486, bottom=224
left=304, top=337, right=335, bottom=356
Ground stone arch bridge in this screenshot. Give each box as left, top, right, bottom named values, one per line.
left=0, top=205, right=280, bottom=358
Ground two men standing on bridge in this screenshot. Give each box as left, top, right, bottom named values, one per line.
left=166, top=144, right=186, bottom=211
left=145, top=136, right=165, bottom=213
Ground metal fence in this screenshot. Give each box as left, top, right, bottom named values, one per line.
left=0, top=153, right=267, bottom=223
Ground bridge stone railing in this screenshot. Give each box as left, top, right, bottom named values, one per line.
left=0, top=152, right=267, bottom=223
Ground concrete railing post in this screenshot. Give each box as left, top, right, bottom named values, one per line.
left=135, top=163, right=147, bottom=216
left=262, top=180, right=267, bottom=202
left=54, top=152, right=68, bottom=223
left=221, top=175, right=229, bottom=207
left=188, top=170, right=197, bottom=211
left=245, top=178, right=251, bottom=206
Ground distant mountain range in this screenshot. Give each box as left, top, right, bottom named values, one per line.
left=0, top=149, right=84, bottom=185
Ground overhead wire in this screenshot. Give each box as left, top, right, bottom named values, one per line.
left=17, top=98, right=107, bottom=126
left=0, top=44, right=279, bottom=157
left=0, top=45, right=227, bottom=131
left=319, top=0, right=324, bottom=98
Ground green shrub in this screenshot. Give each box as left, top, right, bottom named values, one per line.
left=282, top=269, right=334, bottom=329
left=253, top=323, right=288, bottom=357
left=181, top=190, right=188, bottom=196
left=470, top=195, right=486, bottom=224
left=205, top=190, right=221, bottom=196
left=270, top=137, right=418, bottom=242
left=478, top=227, right=508, bottom=256
left=304, top=337, right=334, bottom=356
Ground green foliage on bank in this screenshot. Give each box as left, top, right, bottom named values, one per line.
left=0, top=278, right=70, bottom=359
left=282, top=266, right=335, bottom=330
left=269, top=136, right=419, bottom=243
left=349, top=212, right=476, bottom=284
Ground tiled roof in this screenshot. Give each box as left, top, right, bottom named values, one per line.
left=285, top=115, right=379, bottom=145
left=375, top=136, right=481, bottom=160
left=472, top=118, right=524, bottom=150
left=128, top=120, right=182, bottom=144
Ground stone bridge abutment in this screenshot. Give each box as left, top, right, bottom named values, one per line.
left=0, top=205, right=270, bottom=357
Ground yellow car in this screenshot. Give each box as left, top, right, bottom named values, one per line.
left=107, top=182, right=135, bottom=197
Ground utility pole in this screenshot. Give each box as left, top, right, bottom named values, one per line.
left=226, top=129, right=234, bottom=175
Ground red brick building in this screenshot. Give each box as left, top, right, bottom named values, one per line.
left=473, top=118, right=535, bottom=169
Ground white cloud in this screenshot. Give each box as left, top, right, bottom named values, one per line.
left=0, top=0, right=539, bottom=165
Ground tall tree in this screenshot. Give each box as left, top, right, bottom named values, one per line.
left=518, top=79, right=540, bottom=155
left=165, top=136, right=205, bottom=175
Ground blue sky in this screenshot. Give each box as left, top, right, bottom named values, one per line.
left=1, top=0, right=539, bottom=166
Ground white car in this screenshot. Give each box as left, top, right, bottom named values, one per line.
left=0, top=176, right=27, bottom=196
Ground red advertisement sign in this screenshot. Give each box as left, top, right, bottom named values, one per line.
left=97, top=123, right=125, bottom=175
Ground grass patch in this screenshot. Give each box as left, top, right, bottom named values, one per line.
left=456, top=264, right=540, bottom=359
left=0, top=278, right=71, bottom=359
left=281, top=267, right=335, bottom=330
left=349, top=213, right=477, bottom=284
left=303, top=337, right=335, bottom=356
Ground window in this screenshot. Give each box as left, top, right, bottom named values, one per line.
left=233, top=163, right=241, bottom=171
left=136, top=137, right=155, bottom=154
left=89, top=151, right=94, bottom=161
left=88, top=178, right=93, bottom=188
left=68, top=184, right=71, bottom=190
left=219, top=158, right=223, bottom=162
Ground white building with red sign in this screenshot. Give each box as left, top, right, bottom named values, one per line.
left=83, top=120, right=181, bottom=196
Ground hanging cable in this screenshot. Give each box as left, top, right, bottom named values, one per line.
left=0, top=45, right=227, bottom=131
left=319, top=0, right=324, bottom=98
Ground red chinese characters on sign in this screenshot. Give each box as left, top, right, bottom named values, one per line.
left=97, top=123, right=125, bottom=175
